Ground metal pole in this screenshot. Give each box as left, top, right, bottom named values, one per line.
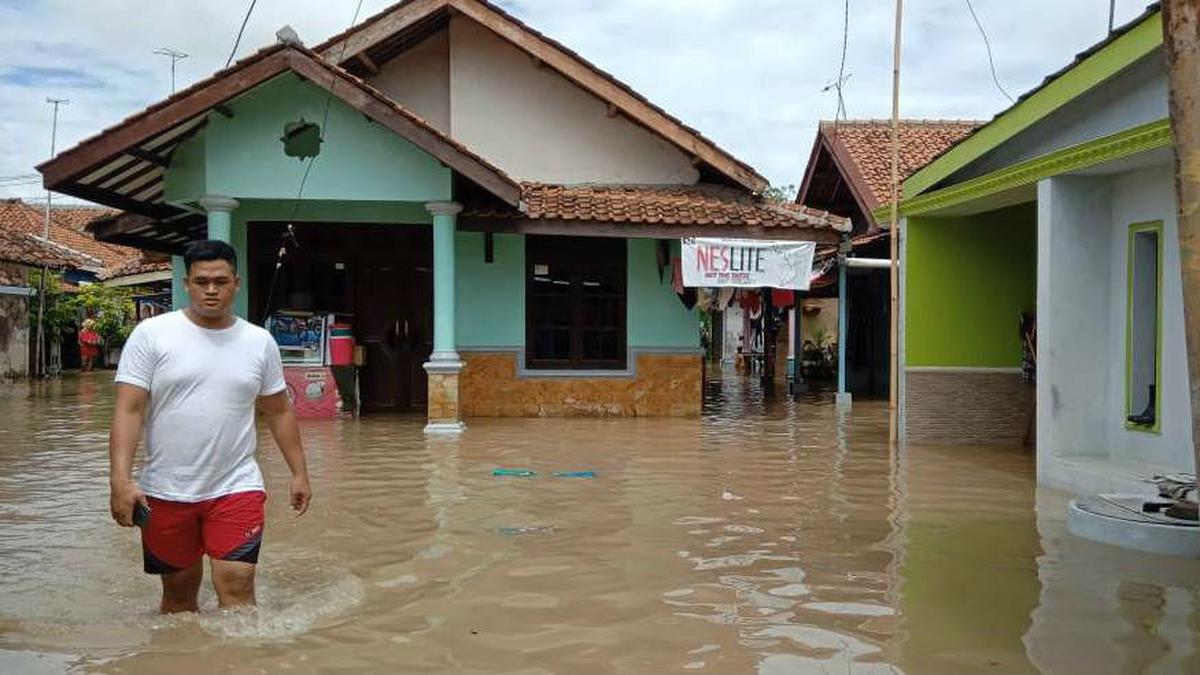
left=888, top=0, right=904, bottom=441
left=1109, top=0, right=1117, bottom=34
left=1161, top=0, right=1200, bottom=494
left=793, top=297, right=806, bottom=394
left=35, top=98, right=67, bottom=379
left=838, top=258, right=850, bottom=404
left=153, top=48, right=188, bottom=94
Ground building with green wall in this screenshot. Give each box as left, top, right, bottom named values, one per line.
left=885, top=5, right=1194, bottom=496
left=39, top=0, right=846, bottom=431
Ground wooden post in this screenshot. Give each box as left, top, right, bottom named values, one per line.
left=1162, top=0, right=1200, bottom=476
left=888, top=0, right=905, bottom=442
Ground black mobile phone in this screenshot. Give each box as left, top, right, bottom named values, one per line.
left=133, top=502, right=152, bottom=529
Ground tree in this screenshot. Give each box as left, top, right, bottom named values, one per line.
left=762, top=184, right=798, bottom=205
left=1162, top=0, right=1200, bottom=488
left=71, top=283, right=136, bottom=347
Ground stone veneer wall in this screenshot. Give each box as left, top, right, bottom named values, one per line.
left=460, top=351, right=702, bottom=417
left=904, top=370, right=1032, bottom=445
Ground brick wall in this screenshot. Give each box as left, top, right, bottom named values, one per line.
left=904, top=369, right=1033, bottom=445
left=460, top=351, right=702, bottom=417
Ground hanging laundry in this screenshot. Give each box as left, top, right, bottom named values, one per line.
left=771, top=288, right=795, bottom=309
left=717, top=287, right=735, bottom=310
left=739, top=289, right=762, bottom=314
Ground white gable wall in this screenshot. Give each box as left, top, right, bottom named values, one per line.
left=447, top=17, right=699, bottom=185
left=368, top=29, right=452, bottom=133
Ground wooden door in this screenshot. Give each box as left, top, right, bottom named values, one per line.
left=355, top=263, right=433, bottom=412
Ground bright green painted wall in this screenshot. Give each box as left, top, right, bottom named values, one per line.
left=452, top=235, right=698, bottom=351
left=455, top=232, right=525, bottom=347
left=164, top=74, right=452, bottom=203
left=905, top=203, right=1037, bottom=367
left=627, top=238, right=698, bottom=348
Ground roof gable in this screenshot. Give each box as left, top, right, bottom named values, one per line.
left=903, top=5, right=1162, bottom=198
left=316, top=0, right=769, bottom=193
left=798, top=120, right=979, bottom=227
left=38, top=43, right=521, bottom=215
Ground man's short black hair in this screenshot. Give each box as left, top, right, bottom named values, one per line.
left=183, top=240, right=237, bottom=275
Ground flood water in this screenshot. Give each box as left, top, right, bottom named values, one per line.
left=0, top=371, right=1197, bottom=674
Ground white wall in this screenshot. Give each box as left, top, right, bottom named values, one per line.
left=367, top=29, right=451, bottom=133
left=1106, top=166, right=1193, bottom=473
left=1037, top=164, right=1196, bottom=494
left=447, top=17, right=700, bottom=185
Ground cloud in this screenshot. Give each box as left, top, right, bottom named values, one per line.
left=0, top=0, right=1155, bottom=204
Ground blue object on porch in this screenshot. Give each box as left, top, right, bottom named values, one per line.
left=493, top=468, right=536, bottom=477
left=552, top=471, right=597, bottom=478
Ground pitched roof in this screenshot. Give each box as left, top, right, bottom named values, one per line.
left=0, top=199, right=143, bottom=270
left=315, top=0, right=769, bottom=193
left=802, top=120, right=982, bottom=217
left=99, top=252, right=172, bottom=281
left=38, top=43, right=521, bottom=222
left=465, top=183, right=848, bottom=240
left=51, top=205, right=120, bottom=232
left=903, top=3, right=1162, bottom=198
left=0, top=228, right=82, bottom=270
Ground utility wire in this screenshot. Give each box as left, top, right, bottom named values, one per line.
left=964, top=0, right=1013, bottom=103
left=262, top=0, right=367, bottom=324
left=225, top=0, right=259, bottom=68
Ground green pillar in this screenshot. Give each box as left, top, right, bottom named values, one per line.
left=171, top=255, right=187, bottom=310
left=198, top=196, right=246, bottom=318
left=199, top=195, right=237, bottom=243
left=427, top=202, right=462, bottom=358
left=424, top=201, right=465, bottom=433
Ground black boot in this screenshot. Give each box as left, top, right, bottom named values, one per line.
left=1127, top=384, right=1156, bottom=426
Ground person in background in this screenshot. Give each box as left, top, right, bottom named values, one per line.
left=108, top=240, right=312, bottom=613
left=78, top=318, right=102, bottom=372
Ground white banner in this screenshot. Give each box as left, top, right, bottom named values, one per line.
left=681, top=238, right=816, bottom=290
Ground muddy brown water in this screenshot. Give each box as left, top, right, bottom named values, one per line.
left=0, top=372, right=1197, bottom=674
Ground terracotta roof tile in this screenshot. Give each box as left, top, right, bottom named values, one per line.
left=0, top=228, right=81, bottom=270
left=99, top=252, right=172, bottom=280
left=819, top=120, right=981, bottom=210
left=468, top=183, right=849, bottom=232
left=0, top=199, right=141, bottom=269
left=50, top=205, right=121, bottom=232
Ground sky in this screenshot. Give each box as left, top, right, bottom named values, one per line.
left=0, top=0, right=1154, bottom=204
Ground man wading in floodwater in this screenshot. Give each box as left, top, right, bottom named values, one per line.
left=108, top=240, right=312, bottom=613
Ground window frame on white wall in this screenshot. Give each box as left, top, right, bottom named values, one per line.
left=1124, top=220, right=1163, bottom=434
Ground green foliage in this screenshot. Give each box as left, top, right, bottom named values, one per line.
left=762, top=184, right=798, bottom=205
left=71, top=283, right=136, bottom=345
left=27, top=273, right=136, bottom=346
left=26, top=269, right=75, bottom=339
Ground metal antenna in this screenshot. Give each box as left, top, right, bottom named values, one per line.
left=153, top=47, right=189, bottom=93
left=35, top=98, right=68, bottom=378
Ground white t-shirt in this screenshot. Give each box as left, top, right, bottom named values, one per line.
left=115, top=310, right=286, bottom=502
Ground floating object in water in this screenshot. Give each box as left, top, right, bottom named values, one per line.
left=498, top=526, right=554, bottom=535
left=552, top=470, right=597, bottom=479
left=493, top=468, right=536, bottom=477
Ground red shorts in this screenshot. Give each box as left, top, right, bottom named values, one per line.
left=141, top=491, right=265, bottom=575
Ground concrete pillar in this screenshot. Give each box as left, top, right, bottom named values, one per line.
left=171, top=255, right=187, bottom=310
left=424, top=201, right=465, bottom=433
left=836, top=259, right=852, bottom=408
left=199, top=195, right=238, bottom=243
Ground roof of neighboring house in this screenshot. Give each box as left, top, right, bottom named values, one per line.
left=465, top=183, right=848, bottom=240
left=903, top=3, right=1163, bottom=198
left=50, top=205, right=120, bottom=232
left=0, top=228, right=83, bottom=270
left=0, top=198, right=143, bottom=270
left=798, top=120, right=981, bottom=222
left=316, top=0, right=769, bottom=192
left=99, top=252, right=172, bottom=281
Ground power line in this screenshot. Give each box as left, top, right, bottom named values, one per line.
left=964, top=0, right=1013, bottom=103
left=226, top=0, right=259, bottom=68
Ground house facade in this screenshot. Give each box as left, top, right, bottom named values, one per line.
left=892, top=5, right=1195, bottom=494
left=40, top=0, right=846, bottom=428
left=798, top=119, right=978, bottom=398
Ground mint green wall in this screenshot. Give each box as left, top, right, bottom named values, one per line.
left=453, top=235, right=698, bottom=350
left=456, top=232, right=525, bottom=347
left=627, top=238, right=698, bottom=348
left=906, top=203, right=1037, bottom=367
left=164, top=74, right=452, bottom=203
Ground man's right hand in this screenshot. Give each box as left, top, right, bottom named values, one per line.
left=110, top=480, right=147, bottom=527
